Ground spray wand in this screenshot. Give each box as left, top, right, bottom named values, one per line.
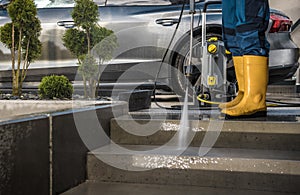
left=185, top=0, right=195, bottom=79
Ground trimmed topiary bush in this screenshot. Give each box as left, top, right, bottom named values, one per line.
left=38, top=75, right=73, bottom=99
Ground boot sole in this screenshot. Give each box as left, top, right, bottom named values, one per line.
left=223, top=110, right=267, bottom=120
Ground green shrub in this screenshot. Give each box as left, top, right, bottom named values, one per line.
left=38, top=75, right=73, bottom=99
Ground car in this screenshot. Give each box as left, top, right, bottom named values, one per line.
left=0, top=0, right=299, bottom=96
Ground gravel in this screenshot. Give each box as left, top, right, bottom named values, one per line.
left=0, top=93, right=112, bottom=101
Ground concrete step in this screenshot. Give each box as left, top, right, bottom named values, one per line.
left=61, top=181, right=296, bottom=195
left=87, top=144, right=300, bottom=193
left=110, top=116, right=300, bottom=150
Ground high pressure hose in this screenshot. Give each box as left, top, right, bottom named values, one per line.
left=152, top=1, right=186, bottom=110
left=196, top=94, right=300, bottom=108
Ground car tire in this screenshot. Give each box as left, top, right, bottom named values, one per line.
left=171, top=31, right=224, bottom=96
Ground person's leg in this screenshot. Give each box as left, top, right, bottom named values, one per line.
left=219, top=0, right=245, bottom=109
left=235, top=0, right=270, bottom=57
left=218, top=56, right=244, bottom=109
left=222, top=0, right=239, bottom=55
left=223, top=55, right=268, bottom=116
left=221, top=0, right=270, bottom=117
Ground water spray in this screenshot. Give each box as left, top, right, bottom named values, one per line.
left=177, top=0, right=196, bottom=151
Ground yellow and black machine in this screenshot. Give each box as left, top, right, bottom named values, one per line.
left=186, top=0, right=229, bottom=106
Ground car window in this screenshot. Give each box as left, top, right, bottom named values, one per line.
left=35, top=0, right=73, bottom=8
left=106, top=0, right=194, bottom=6
left=33, top=0, right=197, bottom=8
left=34, top=0, right=106, bottom=8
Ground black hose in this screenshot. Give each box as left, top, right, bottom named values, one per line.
left=152, top=2, right=186, bottom=110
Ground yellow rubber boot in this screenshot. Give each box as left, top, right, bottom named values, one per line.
left=221, top=55, right=268, bottom=117
left=219, top=56, right=244, bottom=109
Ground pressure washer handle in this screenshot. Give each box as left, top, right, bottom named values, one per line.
left=189, top=0, right=195, bottom=13
left=203, top=0, right=222, bottom=13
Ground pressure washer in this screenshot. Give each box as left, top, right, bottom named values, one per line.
left=153, top=0, right=229, bottom=110
left=153, top=0, right=299, bottom=110
left=186, top=0, right=228, bottom=107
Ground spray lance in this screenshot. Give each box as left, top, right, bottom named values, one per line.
left=185, top=0, right=195, bottom=78
left=185, top=0, right=227, bottom=86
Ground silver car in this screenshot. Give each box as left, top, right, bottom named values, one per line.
left=0, top=0, right=299, bottom=94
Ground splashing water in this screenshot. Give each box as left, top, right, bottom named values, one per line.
left=177, top=86, right=190, bottom=149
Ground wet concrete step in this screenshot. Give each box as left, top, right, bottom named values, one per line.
left=87, top=144, right=300, bottom=193
left=61, top=180, right=295, bottom=195
left=110, top=117, right=300, bottom=151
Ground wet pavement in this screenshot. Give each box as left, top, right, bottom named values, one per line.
left=61, top=88, right=300, bottom=195
left=129, top=91, right=300, bottom=122
left=130, top=105, right=300, bottom=122
left=62, top=181, right=295, bottom=195
left=1, top=84, right=294, bottom=195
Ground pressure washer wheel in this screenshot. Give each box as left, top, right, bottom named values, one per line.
left=172, top=31, right=236, bottom=106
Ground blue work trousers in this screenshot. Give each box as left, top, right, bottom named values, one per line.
left=222, top=0, right=270, bottom=57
